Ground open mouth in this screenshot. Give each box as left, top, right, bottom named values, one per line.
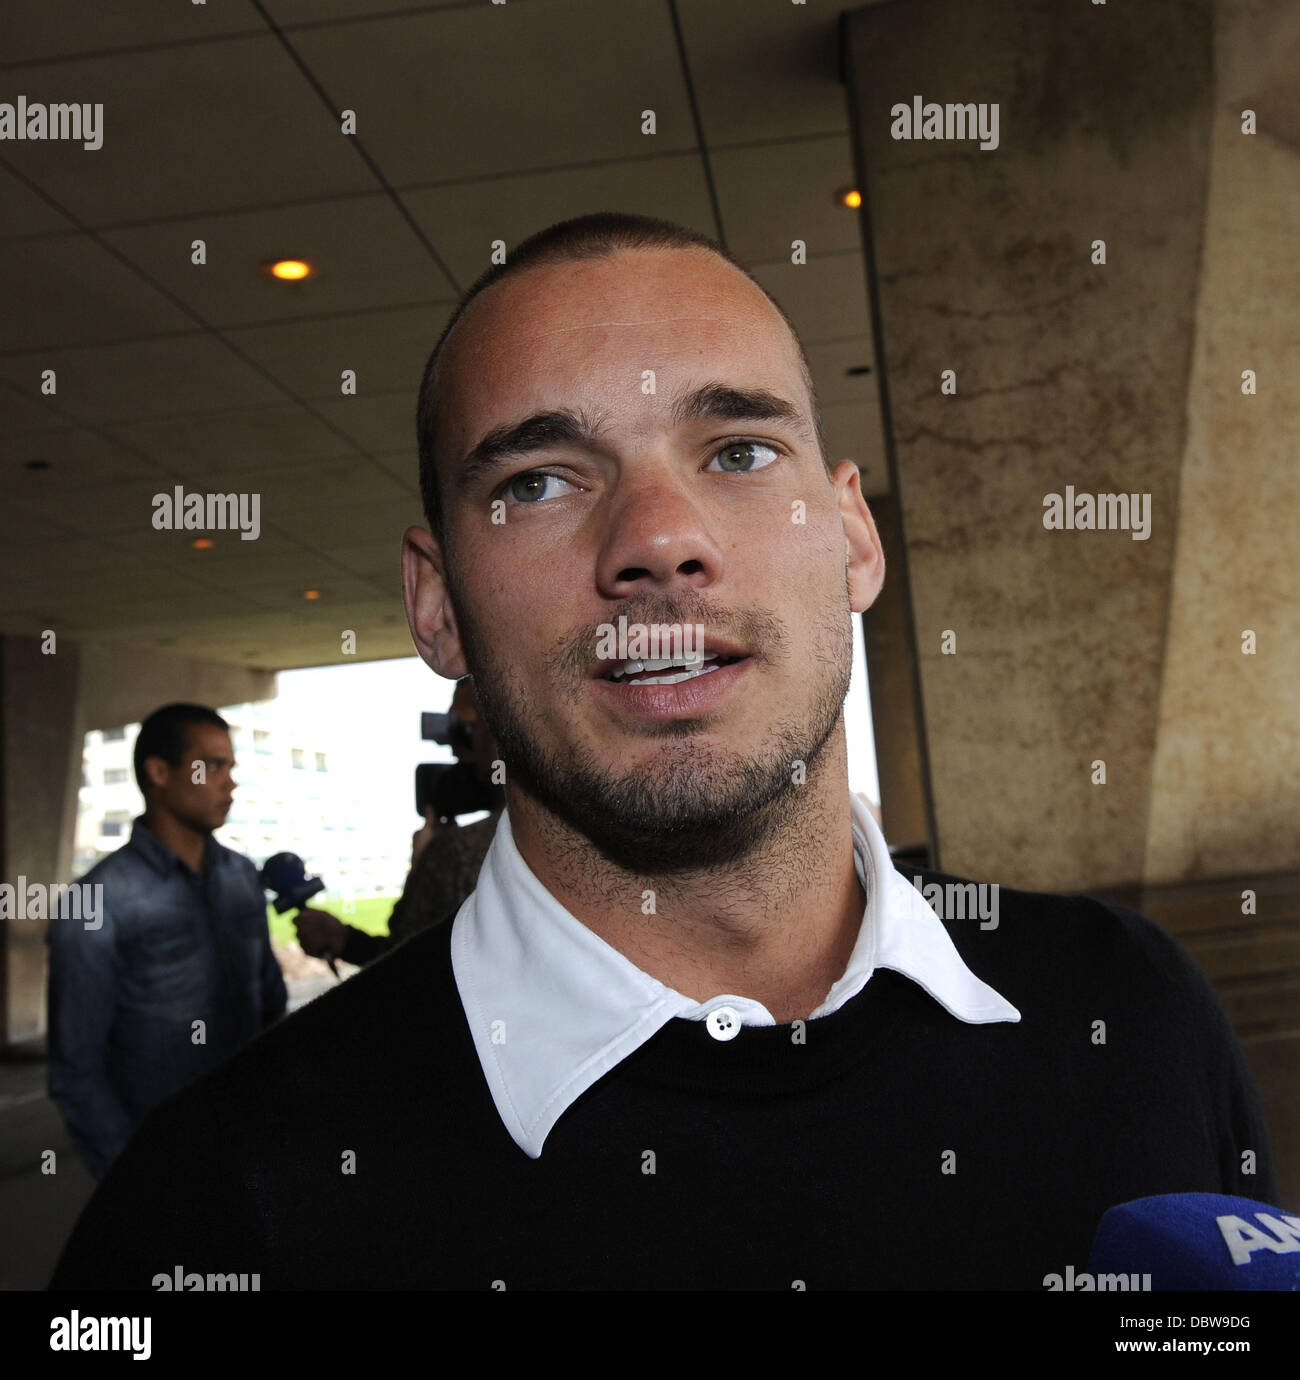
left=603, top=653, right=746, bottom=687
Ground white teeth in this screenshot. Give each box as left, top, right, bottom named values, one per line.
left=608, top=652, right=719, bottom=681
left=612, top=660, right=723, bottom=687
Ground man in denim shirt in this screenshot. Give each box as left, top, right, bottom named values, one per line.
left=47, top=703, right=286, bottom=1179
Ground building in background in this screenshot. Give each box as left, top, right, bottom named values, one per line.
left=74, top=699, right=415, bottom=903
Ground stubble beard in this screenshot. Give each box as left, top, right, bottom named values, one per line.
left=452, top=586, right=854, bottom=875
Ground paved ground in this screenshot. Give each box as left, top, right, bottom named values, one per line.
left=0, top=974, right=340, bottom=1290
left=0, top=1040, right=94, bottom=1290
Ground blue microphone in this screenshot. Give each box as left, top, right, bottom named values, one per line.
left=1089, top=1193, right=1300, bottom=1290
left=259, top=853, right=335, bottom=976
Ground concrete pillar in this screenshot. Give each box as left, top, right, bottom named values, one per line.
left=843, top=0, right=1299, bottom=1204
left=0, top=635, right=82, bottom=1044
left=844, top=0, right=1214, bottom=890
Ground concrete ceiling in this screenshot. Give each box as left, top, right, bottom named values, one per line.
left=0, top=0, right=887, bottom=671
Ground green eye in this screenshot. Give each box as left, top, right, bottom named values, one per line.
left=507, top=471, right=572, bottom=503
left=709, top=440, right=778, bottom=473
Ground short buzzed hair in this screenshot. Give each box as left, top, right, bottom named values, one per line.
left=415, top=212, right=827, bottom=545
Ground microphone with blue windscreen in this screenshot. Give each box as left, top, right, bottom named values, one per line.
left=1089, top=1193, right=1300, bottom=1290
left=260, top=852, right=335, bottom=977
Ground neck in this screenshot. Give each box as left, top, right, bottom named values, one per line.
left=508, top=726, right=864, bottom=1023
left=142, top=808, right=208, bottom=875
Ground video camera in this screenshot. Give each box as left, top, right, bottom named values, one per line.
left=415, top=711, right=499, bottom=822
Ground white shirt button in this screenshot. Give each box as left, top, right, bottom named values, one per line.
left=705, top=1005, right=741, bottom=1041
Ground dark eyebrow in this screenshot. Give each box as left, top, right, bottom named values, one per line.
left=456, top=411, right=601, bottom=492
left=455, top=384, right=813, bottom=493
left=670, top=382, right=813, bottom=439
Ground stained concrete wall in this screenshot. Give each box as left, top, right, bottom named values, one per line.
left=1144, top=107, right=1300, bottom=883
left=845, top=0, right=1300, bottom=892
left=0, top=637, right=82, bottom=1043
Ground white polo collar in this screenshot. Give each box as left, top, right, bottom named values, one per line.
left=452, top=792, right=1020, bottom=1158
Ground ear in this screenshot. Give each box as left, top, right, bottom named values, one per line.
left=143, top=756, right=170, bottom=790
left=402, top=524, right=469, bottom=679
left=831, top=461, right=885, bottom=614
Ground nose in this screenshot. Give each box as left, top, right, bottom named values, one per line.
left=595, top=461, right=726, bottom=601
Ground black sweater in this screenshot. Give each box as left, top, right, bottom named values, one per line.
left=49, top=866, right=1277, bottom=1290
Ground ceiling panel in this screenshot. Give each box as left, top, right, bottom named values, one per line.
left=403, top=152, right=716, bottom=287
left=803, top=337, right=878, bottom=406
left=0, top=231, right=196, bottom=352
left=0, top=2, right=257, bottom=63
left=222, top=303, right=450, bottom=401
left=6, top=426, right=169, bottom=489
left=371, top=448, right=420, bottom=485
left=104, top=196, right=457, bottom=328
left=239, top=569, right=383, bottom=607
left=211, top=456, right=414, bottom=513
left=713, top=135, right=860, bottom=266
left=0, top=334, right=285, bottom=424
left=0, top=559, right=129, bottom=616
left=312, top=391, right=414, bottom=452
left=282, top=500, right=419, bottom=549
left=0, top=0, right=890, bottom=671
left=292, top=0, right=696, bottom=188
left=677, top=0, right=850, bottom=146
left=108, top=403, right=361, bottom=476
left=56, top=588, right=257, bottom=634
left=16, top=474, right=200, bottom=538
left=266, top=0, right=465, bottom=23
left=135, top=523, right=333, bottom=564
left=130, top=602, right=411, bottom=666
left=821, top=399, right=886, bottom=486
left=330, top=541, right=405, bottom=582
left=0, top=164, right=77, bottom=239
left=0, top=37, right=376, bottom=226
left=0, top=380, right=84, bottom=434
left=0, top=499, right=81, bottom=546
left=748, top=251, right=872, bottom=346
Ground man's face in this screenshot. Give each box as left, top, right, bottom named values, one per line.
left=148, top=724, right=236, bottom=833
left=411, top=247, right=881, bottom=871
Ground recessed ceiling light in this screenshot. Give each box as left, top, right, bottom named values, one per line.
left=192, top=538, right=213, bottom=549
left=837, top=188, right=862, bottom=209
left=302, top=589, right=321, bottom=600
left=267, top=259, right=312, bottom=281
